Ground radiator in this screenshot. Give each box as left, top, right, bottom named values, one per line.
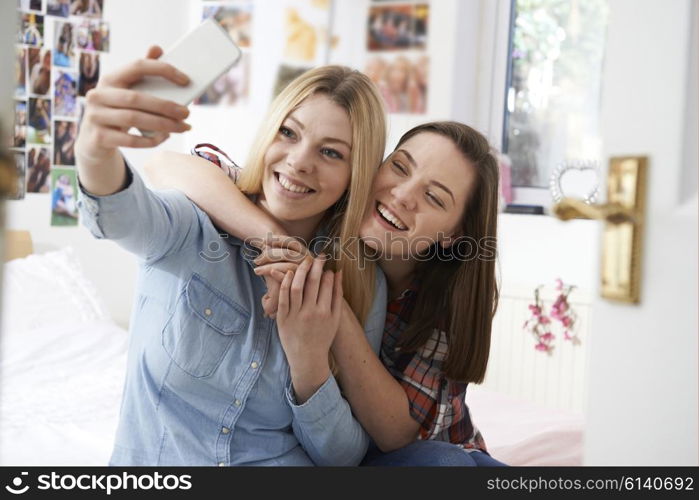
left=479, top=286, right=593, bottom=414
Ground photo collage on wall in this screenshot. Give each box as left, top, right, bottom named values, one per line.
left=196, top=1, right=253, bottom=106
left=11, top=0, right=109, bottom=228
left=272, top=0, right=333, bottom=99
left=364, top=0, right=429, bottom=114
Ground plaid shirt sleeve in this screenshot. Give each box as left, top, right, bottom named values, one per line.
left=190, top=143, right=241, bottom=183
left=394, top=329, right=488, bottom=452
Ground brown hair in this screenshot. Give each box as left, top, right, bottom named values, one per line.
left=395, top=121, right=500, bottom=383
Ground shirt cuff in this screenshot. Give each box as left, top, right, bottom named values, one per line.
left=285, top=375, right=342, bottom=423
left=76, top=162, right=140, bottom=239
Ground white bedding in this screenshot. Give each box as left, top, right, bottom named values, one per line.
left=0, top=320, right=128, bottom=466
left=467, top=384, right=585, bottom=466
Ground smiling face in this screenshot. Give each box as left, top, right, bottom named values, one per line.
left=360, top=131, right=478, bottom=258
left=259, top=93, right=353, bottom=238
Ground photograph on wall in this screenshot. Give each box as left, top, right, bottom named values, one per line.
left=9, top=150, right=27, bottom=201
left=27, top=47, right=52, bottom=96
left=54, top=20, right=76, bottom=68
left=18, top=0, right=44, bottom=13
left=367, top=3, right=428, bottom=51
left=53, top=120, right=77, bottom=166
left=15, top=46, right=27, bottom=98
left=26, top=145, right=51, bottom=193
left=76, top=19, right=110, bottom=52
left=284, top=7, right=318, bottom=62
left=194, top=52, right=250, bottom=106
left=202, top=2, right=252, bottom=48
left=47, top=0, right=70, bottom=17
left=27, top=97, right=52, bottom=144
left=272, top=64, right=310, bottom=98
left=78, top=51, right=99, bottom=96
left=364, top=53, right=428, bottom=114
left=13, top=101, right=27, bottom=148
left=18, top=13, right=44, bottom=46
left=68, top=0, right=104, bottom=18
left=54, top=70, right=78, bottom=117
left=50, top=168, right=80, bottom=226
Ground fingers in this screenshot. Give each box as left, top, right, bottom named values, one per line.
left=83, top=126, right=168, bottom=149
left=253, top=262, right=298, bottom=280
left=262, top=277, right=281, bottom=319
left=87, top=87, right=190, bottom=121
left=264, top=235, right=309, bottom=256
left=90, top=106, right=191, bottom=134
left=253, top=246, right=309, bottom=267
left=289, top=257, right=312, bottom=313
left=103, top=58, right=189, bottom=88
left=304, top=256, right=325, bottom=306
left=277, top=270, right=293, bottom=320
left=316, top=269, right=335, bottom=312
left=331, top=270, right=343, bottom=319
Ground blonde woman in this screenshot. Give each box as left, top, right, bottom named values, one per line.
left=74, top=46, right=387, bottom=466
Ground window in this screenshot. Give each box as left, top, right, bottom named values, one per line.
left=502, top=0, right=609, bottom=206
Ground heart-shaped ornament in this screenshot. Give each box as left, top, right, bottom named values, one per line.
left=549, top=160, right=601, bottom=204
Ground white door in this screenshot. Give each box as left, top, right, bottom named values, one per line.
left=583, top=0, right=698, bottom=465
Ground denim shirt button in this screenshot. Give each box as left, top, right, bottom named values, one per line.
left=218, top=462, right=225, bottom=467
left=204, top=308, right=212, bottom=316
left=234, top=399, right=241, bottom=407
left=221, top=427, right=230, bottom=434
left=250, top=361, right=259, bottom=369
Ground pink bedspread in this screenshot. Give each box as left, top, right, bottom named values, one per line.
left=466, top=385, right=585, bottom=466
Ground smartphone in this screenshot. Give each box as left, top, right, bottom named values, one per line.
left=131, top=18, right=242, bottom=137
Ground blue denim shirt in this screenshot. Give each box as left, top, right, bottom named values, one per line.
left=76, top=165, right=387, bottom=466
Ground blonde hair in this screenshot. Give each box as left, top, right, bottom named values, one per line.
left=238, top=65, right=386, bottom=326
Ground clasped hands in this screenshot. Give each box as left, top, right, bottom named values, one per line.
left=252, top=236, right=343, bottom=368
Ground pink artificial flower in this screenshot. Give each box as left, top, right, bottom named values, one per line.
left=561, top=316, right=572, bottom=327
left=528, top=305, right=541, bottom=316
left=555, top=278, right=564, bottom=291
left=564, top=330, right=572, bottom=340
left=539, top=316, right=551, bottom=324
left=541, top=332, right=555, bottom=342
left=535, top=342, right=552, bottom=352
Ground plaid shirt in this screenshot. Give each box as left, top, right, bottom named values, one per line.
left=192, top=144, right=487, bottom=452
left=382, top=281, right=488, bottom=452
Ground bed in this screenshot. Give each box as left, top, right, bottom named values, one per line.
left=0, top=238, right=584, bottom=466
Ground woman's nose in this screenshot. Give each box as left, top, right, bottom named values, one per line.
left=286, top=143, right=315, bottom=174
left=391, top=180, right=417, bottom=211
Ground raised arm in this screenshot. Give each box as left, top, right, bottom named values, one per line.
left=331, top=299, right=421, bottom=452
left=143, top=151, right=286, bottom=244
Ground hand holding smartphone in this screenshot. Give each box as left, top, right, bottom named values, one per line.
left=131, top=18, right=242, bottom=136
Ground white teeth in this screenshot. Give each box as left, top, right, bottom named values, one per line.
left=377, top=203, right=407, bottom=230
left=278, top=174, right=311, bottom=193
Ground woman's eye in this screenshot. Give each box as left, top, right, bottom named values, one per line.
left=392, top=161, right=407, bottom=174
left=427, top=192, right=445, bottom=208
left=279, top=126, right=295, bottom=139
left=321, top=148, right=343, bottom=160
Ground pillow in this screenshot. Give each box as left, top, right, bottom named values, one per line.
left=1, top=247, right=111, bottom=334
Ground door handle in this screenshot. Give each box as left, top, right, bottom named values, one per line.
left=551, top=156, right=648, bottom=304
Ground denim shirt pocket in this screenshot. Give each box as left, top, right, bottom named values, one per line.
left=162, top=273, right=249, bottom=378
